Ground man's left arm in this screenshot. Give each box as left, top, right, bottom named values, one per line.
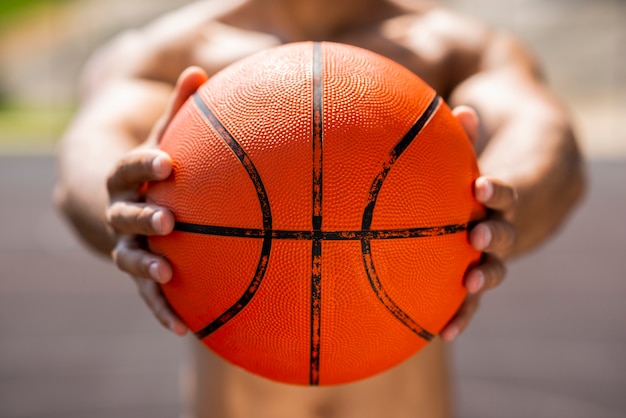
left=440, top=25, right=585, bottom=340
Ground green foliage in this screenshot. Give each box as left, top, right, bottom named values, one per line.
left=0, top=0, right=70, bottom=24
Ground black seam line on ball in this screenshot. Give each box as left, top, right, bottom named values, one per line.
left=361, top=94, right=441, bottom=231
left=309, top=41, right=323, bottom=387
left=193, top=93, right=272, bottom=232
left=192, top=93, right=273, bottom=340
left=174, top=220, right=479, bottom=240
left=361, top=239, right=434, bottom=341
left=360, top=94, right=441, bottom=342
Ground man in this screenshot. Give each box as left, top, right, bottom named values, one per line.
left=55, top=0, right=584, bottom=416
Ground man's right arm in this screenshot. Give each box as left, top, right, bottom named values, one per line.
left=55, top=77, right=173, bottom=254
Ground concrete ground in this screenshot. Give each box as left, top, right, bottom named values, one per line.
left=0, top=0, right=625, bottom=417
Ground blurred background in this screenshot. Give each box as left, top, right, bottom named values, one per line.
left=0, top=0, right=624, bottom=417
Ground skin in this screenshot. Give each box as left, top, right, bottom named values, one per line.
left=55, top=0, right=585, bottom=416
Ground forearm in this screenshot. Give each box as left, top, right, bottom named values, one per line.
left=480, top=102, right=584, bottom=255
left=450, top=70, right=585, bottom=256
left=56, top=79, right=172, bottom=254
left=56, top=124, right=137, bottom=254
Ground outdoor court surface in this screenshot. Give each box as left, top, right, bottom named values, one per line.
left=0, top=156, right=625, bottom=418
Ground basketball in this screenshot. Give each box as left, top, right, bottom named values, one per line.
left=146, top=41, right=484, bottom=386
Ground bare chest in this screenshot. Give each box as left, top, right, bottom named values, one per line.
left=189, top=22, right=453, bottom=96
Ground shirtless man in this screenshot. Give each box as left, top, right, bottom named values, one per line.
left=55, top=0, right=585, bottom=416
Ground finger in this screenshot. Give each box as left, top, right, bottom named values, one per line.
left=452, top=105, right=479, bottom=144
left=107, top=150, right=172, bottom=195
left=135, top=277, right=188, bottom=335
left=470, top=220, right=516, bottom=256
left=171, top=66, right=209, bottom=116
left=146, top=66, right=209, bottom=146
left=465, top=255, right=507, bottom=294
left=440, top=294, right=481, bottom=342
left=474, top=177, right=518, bottom=215
left=107, top=202, right=174, bottom=235
left=112, top=238, right=173, bottom=283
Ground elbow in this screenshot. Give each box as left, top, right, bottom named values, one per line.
left=52, top=180, right=114, bottom=257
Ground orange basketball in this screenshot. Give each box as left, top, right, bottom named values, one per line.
left=147, top=41, right=484, bottom=386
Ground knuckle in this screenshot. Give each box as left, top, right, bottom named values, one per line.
left=495, top=222, right=516, bottom=255
left=139, top=256, right=154, bottom=277
left=138, top=206, right=156, bottom=230
left=109, top=157, right=139, bottom=190
left=492, top=179, right=511, bottom=199
left=481, top=266, right=494, bottom=287
left=485, top=260, right=506, bottom=288
left=107, top=202, right=125, bottom=226
left=116, top=161, right=135, bottom=185
left=111, top=241, right=127, bottom=266
left=113, top=240, right=150, bottom=277
left=107, top=153, right=153, bottom=192
left=109, top=203, right=158, bottom=235
left=491, top=221, right=515, bottom=248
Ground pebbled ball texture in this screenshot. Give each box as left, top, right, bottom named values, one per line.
left=147, top=41, right=485, bottom=386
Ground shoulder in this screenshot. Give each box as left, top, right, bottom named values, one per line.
left=381, top=6, right=532, bottom=93
left=81, top=0, right=278, bottom=91
left=398, top=7, right=492, bottom=66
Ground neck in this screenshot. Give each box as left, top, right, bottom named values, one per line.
left=247, top=0, right=395, bottom=41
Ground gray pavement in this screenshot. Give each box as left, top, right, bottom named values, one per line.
left=0, top=156, right=625, bottom=418
left=0, top=157, right=184, bottom=417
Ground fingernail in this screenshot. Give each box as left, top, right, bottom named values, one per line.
left=475, top=224, right=492, bottom=250
left=152, top=155, right=163, bottom=173
left=482, top=225, right=492, bottom=248
left=153, top=155, right=171, bottom=178
left=170, top=321, right=187, bottom=335
left=149, top=262, right=161, bottom=282
left=469, top=270, right=485, bottom=293
left=445, top=326, right=459, bottom=342
left=477, top=178, right=493, bottom=202
left=152, top=211, right=164, bottom=234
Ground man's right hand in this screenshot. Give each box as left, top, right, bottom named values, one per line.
left=105, top=66, right=209, bottom=335
left=106, top=148, right=187, bottom=334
